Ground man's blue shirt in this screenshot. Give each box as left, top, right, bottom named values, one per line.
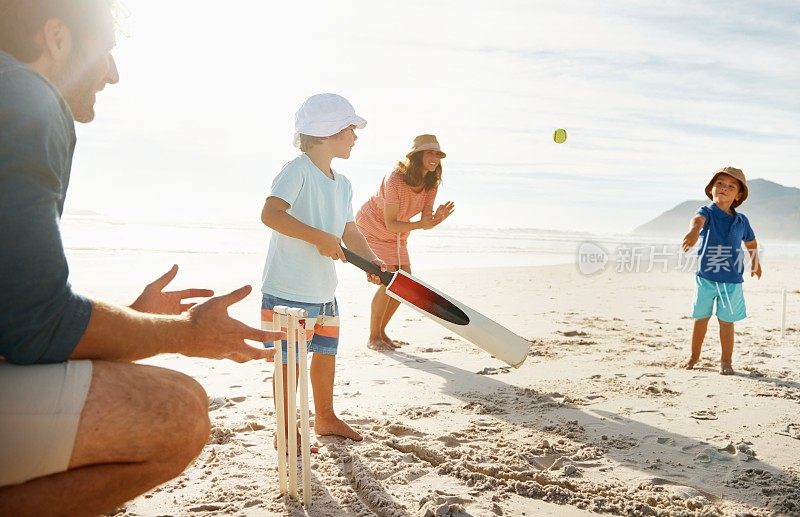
left=0, top=51, right=92, bottom=364
left=695, top=202, right=755, bottom=284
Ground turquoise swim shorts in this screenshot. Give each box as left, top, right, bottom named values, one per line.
left=692, top=276, right=746, bottom=322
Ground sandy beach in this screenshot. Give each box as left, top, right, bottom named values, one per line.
left=66, top=250, right=800, bottom=516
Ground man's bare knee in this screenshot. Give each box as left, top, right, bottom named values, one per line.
left=163, top=370, right=210, bottom=464
left=70, top=363, right=210, bottom=472
left=181, top=374, right=211, bottom=456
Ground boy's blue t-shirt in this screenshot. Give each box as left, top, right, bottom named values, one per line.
left=0, top=51, right=93, bottom=364
left=695, top=203, right=755, bottom=284
left=261, top=154, right=354, bottom=303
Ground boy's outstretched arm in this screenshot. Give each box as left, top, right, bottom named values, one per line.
left=681, top=214, right=706, bottom=252
left=261, top=196, right=344, bottom=260
left=745, top=239, right=762, bottom=278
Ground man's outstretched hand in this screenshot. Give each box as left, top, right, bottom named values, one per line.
left=184, top=285, right=284, bottom=363
left=131, top=264, right=214, bottom=314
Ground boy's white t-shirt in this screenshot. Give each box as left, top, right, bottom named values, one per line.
left=261, top=154, right=354, bottom=303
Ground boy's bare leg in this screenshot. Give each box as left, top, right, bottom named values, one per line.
left=272, top=363, right=318, bottom=453
left=310, top=353, right=362, bottom=441
left=684, top=317, right=710, bottom=369
left=719, top=320, right=735, bottom=375
left=367, top=286, right=394, bottom=351
left=0, top=361, right=210, bottom=517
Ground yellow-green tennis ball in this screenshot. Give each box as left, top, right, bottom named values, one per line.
left=553, top=128, right=567, bottom=144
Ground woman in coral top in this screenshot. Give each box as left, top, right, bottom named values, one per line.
left=356, top=135, right=455, bottom=351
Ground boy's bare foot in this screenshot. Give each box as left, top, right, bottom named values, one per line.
left=683, top=357, right=700, bottom=369
left=720, top=362, right=735, bottom=375
left=315, top=416, right=363, bottom=441
left=367, top=338, right=394, bottom=351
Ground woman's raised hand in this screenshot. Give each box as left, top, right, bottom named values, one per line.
left=433, top=201, right=455, bottom=225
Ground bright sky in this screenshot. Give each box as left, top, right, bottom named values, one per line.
left=67, top=0, right=800, bottom=233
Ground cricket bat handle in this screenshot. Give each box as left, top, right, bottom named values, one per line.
left=342, top=248, right=393, bottom=286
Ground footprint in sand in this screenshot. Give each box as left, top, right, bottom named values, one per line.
left=229, top=396, right=246, bottom=403
left=436, top=435, right=463, bottom=448
left=477, top=366, right=511, bottom=375
left=690, top=410, right=717, bottom=420
left=775, top=423, right=800, bottom=440
left=681, top=443, right=705, bottom=453
left=419, top=493, right=474, bottom=517
left=633, top=409, right=664, bottom=416
left=383, top=422, right=426, bottom=438
left=207, top=425, right=233, bottom=445
left=693, top=447, right=735, bottom=463
left=642, top=434, right=676, bottom=446
left=234, top=422, right=266, bottom=432
left=638, top=477, right=716, bottom=501
left=636, top=372, right=665, bottom=380
left=208, top=396, right=227, bottom=411
left=402, top=407, right=439, bottom=420
left=560, top=330, right=588, bottom=337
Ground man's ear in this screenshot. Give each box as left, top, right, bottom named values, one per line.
left=38, top=18, right=73, bottom=62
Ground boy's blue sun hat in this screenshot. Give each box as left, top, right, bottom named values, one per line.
left=293, top=93, right=367, bottom=148
left=705, top=166, right=748, bottom=208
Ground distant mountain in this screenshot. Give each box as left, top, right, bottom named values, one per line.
left=634, top=179, right=800, bottom=241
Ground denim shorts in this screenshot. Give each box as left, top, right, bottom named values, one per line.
left=691, top=276, right=746, bottom=323
left=261, top=293, right=340, bottom=363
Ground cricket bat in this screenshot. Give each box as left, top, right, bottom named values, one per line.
left=342, top=248, right=531, bottom=367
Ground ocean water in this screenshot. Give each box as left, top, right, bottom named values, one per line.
left=60, top=214, right=800, bottom=272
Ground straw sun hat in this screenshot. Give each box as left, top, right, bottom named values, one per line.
left=406, top=134, right=446, bottom=159
left=705, top=166, right=748, bottom=208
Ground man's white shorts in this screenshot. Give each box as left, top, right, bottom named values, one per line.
left=0, top=360, right=93, bottom=487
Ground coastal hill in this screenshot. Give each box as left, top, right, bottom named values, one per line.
left=634, top=179, right=800, bottom=241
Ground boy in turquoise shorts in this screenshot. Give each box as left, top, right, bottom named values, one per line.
left=260, top=93, right=384, bottom=443
left=681, top=167, right=762, bottom=375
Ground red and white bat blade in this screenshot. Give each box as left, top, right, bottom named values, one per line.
left=386, top=270, right=530, bottom=367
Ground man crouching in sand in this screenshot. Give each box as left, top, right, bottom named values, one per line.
left=0, top=1, right=283, bottom=515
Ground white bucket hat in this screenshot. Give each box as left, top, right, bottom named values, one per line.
left=293, top=93, right=367, bottom=148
